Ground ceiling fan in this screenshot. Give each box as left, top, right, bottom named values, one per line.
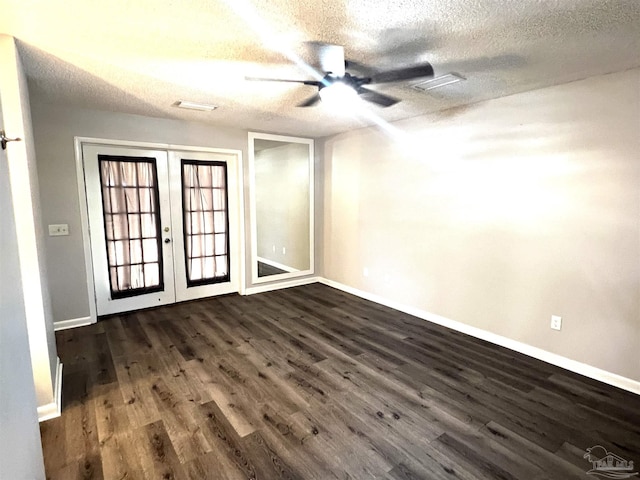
left=246, top=44, right=434, bottom=108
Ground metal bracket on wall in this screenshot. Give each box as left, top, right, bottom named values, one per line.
left=1, top=130, right=22, bottom=150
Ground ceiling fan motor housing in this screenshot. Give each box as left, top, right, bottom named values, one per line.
left=320, top=72, right=369, bottom=90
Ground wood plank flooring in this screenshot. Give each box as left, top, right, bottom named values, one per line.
left=257, top=262, right=288, bottom=277
left=41, top=283, right=640, bottom=479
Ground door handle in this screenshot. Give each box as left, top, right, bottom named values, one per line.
left=1, top=130, right=22, bottom=150
left=164, top=238, right=171, bottom=244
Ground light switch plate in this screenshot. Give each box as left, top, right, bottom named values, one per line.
left=48, top=224, right=69, bottom=236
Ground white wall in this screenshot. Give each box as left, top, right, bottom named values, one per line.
left=0, top=100, right=46, bottom=480
left=0, top=35, right=59, bottom=412
left=255, top=143, right=311, bottom=271
left=323, top=68, right=640, bottom=382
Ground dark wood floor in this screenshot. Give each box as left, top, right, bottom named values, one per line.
left=41, top=283, right=640, bottom=479
left=257, top=262, right=288, bottom=277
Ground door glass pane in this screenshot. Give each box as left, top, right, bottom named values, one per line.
left=182, top=160, right=230, bottom=286
left=98, top=155, right=164, bottom=298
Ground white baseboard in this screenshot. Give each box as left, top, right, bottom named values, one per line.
left=244, top=276, right=320, bottom=295
left=38, top=357, right=63, bottom=422
left=54, top=316, right=94, bottom=331
left=256, top=256, right=299, bottom=273
left=318, top=277, right=640, bottom=396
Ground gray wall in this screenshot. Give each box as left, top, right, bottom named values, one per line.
left=323, top=68, right=640, bottom=381
left=31, top=102, right=323, bottom=322
left=31, top=101, right=249, bottom=321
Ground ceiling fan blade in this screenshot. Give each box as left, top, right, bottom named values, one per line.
left=245, top=76, right=321, bottom=86
left=317, top=44, right=345, bottom=76
left=297, top=94, right=321, bottom=107
left=369, top=63, right=434, bottom=84
left=344, top=59, right=376, bottom=76
left=357, top=87, right=400, bottom=107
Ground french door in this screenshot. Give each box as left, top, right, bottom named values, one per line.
left=83, top=144, right=241, bottom=316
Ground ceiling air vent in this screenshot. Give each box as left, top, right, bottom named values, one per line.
left=174, top=101, right=218, bottom=111
left=412, top=73, right=465, bottom=92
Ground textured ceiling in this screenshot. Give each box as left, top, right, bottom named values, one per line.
left=2, top=0, right=639, bottom=138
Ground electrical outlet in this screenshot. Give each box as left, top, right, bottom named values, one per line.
left=551, top=315, right=562, bottom=331
left=282, top=247, right=286, bottom=255
left=363, top=267, right=369, bottom=277
left=48, top=224, right=69, bottom=236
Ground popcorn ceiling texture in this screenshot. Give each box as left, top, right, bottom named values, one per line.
left=2, top=0, right=639, bottom=137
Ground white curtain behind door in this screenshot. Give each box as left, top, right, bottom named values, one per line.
left=99, top=157, right=162, bottom=296
left=182, top=161, right=229, bottom=285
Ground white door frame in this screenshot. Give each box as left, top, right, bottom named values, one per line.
left=74, top=137, right=245, bottom=323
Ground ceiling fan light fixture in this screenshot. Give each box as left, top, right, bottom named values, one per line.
left=412, top=73, right=466, bottom=92
left=318, top=82, right=359, bottom=109
left=246, top=43, right=437, bottom=108
left=174, top=101, right=218, bottom=111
